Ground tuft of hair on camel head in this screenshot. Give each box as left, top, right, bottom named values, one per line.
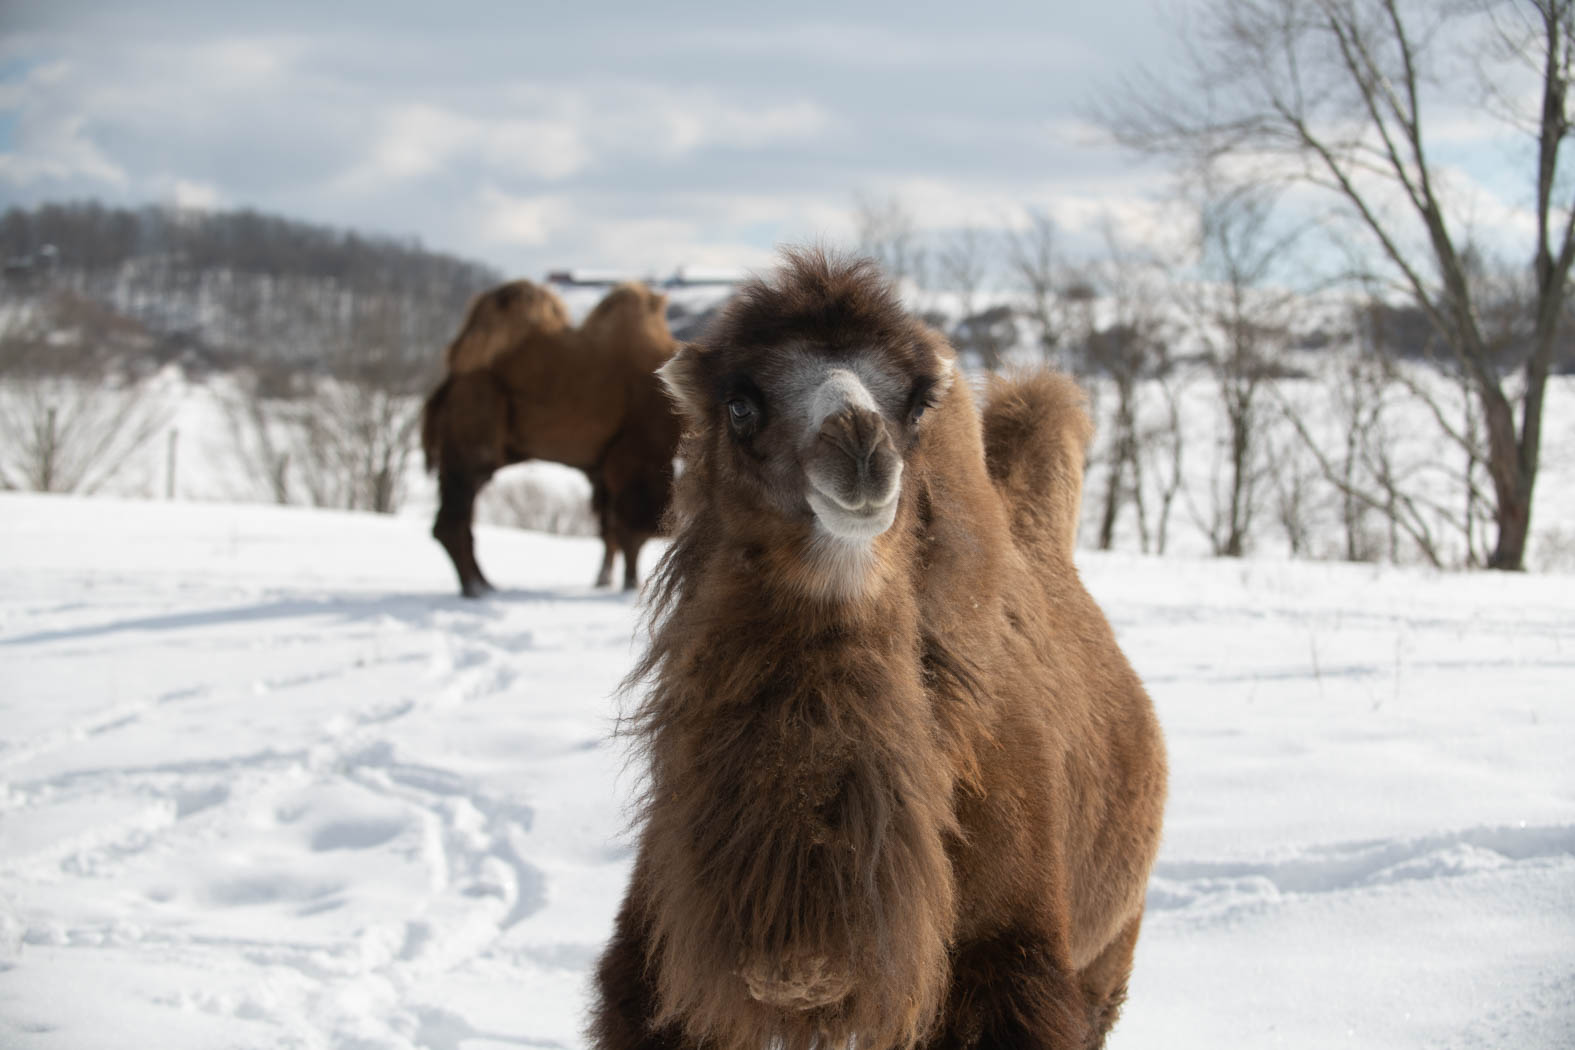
left=658, top=247, right=954, bottom=550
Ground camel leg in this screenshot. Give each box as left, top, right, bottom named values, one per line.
left=590, top=472, right=618, bottom=589
left=608, top=474, right=665, bottom=592
left=596, top=537, right=618, bottom=589
left=620, top=531, right=644, bottom=591
left=604, top=508, right=647, bottom=591
left=1076, top=911, right=1143, bottom=1049
left=589, top=888, right=694, bottom=1050
left=924, top=927, right=1093, bottom=1050
left=433, top=467, right=494, bottom=598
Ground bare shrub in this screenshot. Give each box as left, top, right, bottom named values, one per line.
left=475, top=465, right=598, bottom=536
left=220, top=371, right=294, bottom=504
left=0, top=374, right=167, bottom=494
left=0, top=291, right=167, bottom=493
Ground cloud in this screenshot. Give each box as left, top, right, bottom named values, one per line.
left=709, top=191, right=856, bottom=241
left=675, top=22, right=1089, bottom=72
left=0, top=113, right=127, bottom=187
left=332, top=85, right=831, bottom=196
left=853, top=171, right=1177, bottom=243
left=678, top=97, right=830, bottom=150
left=0, top=61, right=127, bottom=187
left=473, top=187, right=573, bottom=247
left=344, top=103, right=591, bottom=187
left=497, top=82, right=834, bottom=159
left=468, top=186, right=797, bottom=274
left=170, top=178, right=223, bottom=210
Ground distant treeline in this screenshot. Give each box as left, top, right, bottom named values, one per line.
left=0, top=200, right=502, bottom=377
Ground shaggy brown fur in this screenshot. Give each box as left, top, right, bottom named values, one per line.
left=589, top=250, right=1167, bottom=1050
left=443, top=279, right=572, bottom=373
left=421, top=281, right=680, bottom=595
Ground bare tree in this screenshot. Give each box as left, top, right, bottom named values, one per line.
left=1140, top=335, right=1191, bottom=555
left=220, top=370, right=296, bottom=505
left=1101, top=0, right=1575, bottom=570
left=853, top=193, right=927, bottom=291
left=940, top=226, right=1013, bottom=370
left=1268, top=432, right=1318, bottom=557
left=1182, top=180, right=1300, bottom=557
left=1070, top=228, right=1171, bottom=551
left=290, top=297, right=434, bottom=514
left=1326, top=330, right=1391, bottom=562
left=1362, top=292, right=1498, bottom=565
left=0, top=289, right=167, bottom=494
left=1005, top=209, right=1068, bottom=368
left=294, top=380, right=423, bottom=513
left=1277, top=297, right=1494, bottom=567
left=0, top=376, right=166, bottom=494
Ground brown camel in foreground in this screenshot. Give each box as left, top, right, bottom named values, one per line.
left=590, top=250, right=1167, bottom=1050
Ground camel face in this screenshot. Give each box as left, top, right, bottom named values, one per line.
left=660, top=339, right=951, bottom=597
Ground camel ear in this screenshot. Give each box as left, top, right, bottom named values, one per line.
left=658, top=344, right=711, bottom=423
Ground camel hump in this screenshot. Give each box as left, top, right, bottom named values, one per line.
left=579, top=282, right=672, bottom=361
left=981, top=372, right=1092, bottom=561
left=444, top=279, right=571, bottom=373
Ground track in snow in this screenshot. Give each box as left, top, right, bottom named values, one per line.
left=1, top=494, right=1572, bottom=1049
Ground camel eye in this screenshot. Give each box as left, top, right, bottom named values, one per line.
left=907, top=378, right=940, bottom=423
left=727, top=397, right=757, bottom=427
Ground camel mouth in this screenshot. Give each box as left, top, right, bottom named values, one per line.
left=807, top=485, right=899, bottom=541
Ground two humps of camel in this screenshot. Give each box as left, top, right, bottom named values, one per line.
left=590, top=250, right=1167, bottom=1050
left=420, top=279, right=681, bottom=595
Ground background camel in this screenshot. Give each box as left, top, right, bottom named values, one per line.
left=420, top=279, right=680, bottom=596
left=591, top=250, right=1166, bottom=1050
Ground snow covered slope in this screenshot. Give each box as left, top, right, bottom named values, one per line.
left=1, top=493, right=1571, bottom=1049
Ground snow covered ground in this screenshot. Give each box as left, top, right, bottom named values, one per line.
left=1, top=492, right=1571, bottom=1049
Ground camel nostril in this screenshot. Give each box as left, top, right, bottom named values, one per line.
left=812, top=410, right=900, bottom=512
left=820, top=409, right=890, bottom=471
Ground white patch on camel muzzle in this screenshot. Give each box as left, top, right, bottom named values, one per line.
left=803, top=367, right=902, bottom=542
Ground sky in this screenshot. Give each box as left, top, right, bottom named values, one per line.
left=0, top=1, right=1197, bottom=277
left=0, top=0, right=1550, bottom=283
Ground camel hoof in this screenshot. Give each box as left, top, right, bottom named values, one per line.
left=461, top=579, right=495, bottom=599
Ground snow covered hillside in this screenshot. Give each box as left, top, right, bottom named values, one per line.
left=1, top=493, right=1571, bottom=1049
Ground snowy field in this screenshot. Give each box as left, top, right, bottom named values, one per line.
left=1, top=492, right=1572, bottom=1049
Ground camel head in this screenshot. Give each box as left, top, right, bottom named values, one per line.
left=659, top=250, right=953, bottom=598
